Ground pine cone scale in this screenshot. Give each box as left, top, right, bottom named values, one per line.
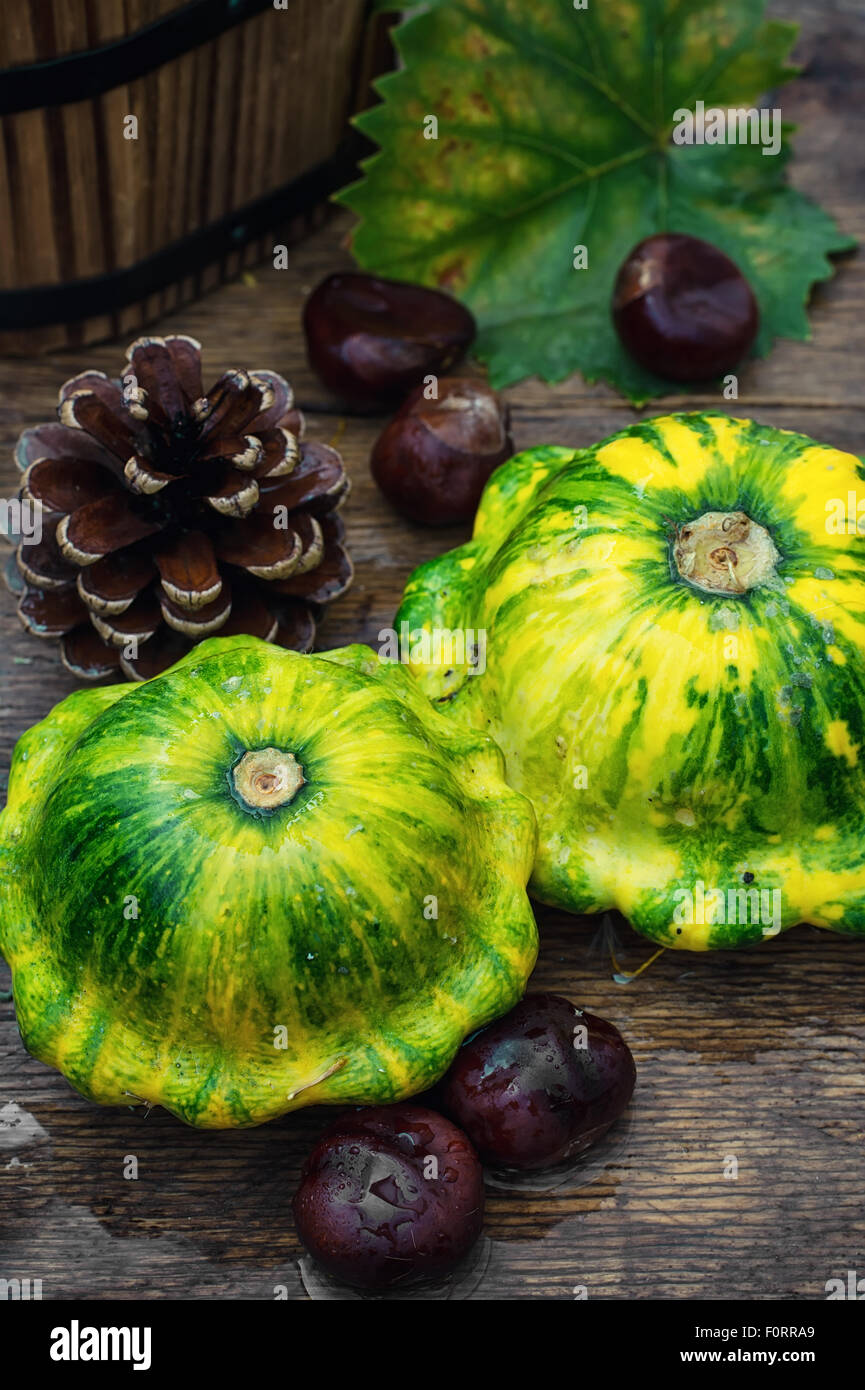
left=19, top=584, right=84, bottom=638
left=22, top=456, right=116, bottom=514
left=118, top=627, right=188, bottom=682
left=60, top=389, right=146, bottom=462
left=126, top=338, right=192, bottom=424
left=273, top=601, right=315, bottom=653
left=271, top=528, right=354, bottom=604
left=160, top=581, right=232, bottom=636
left=198, top=370, right=270, bottom=439
left=153, top=530, right=223, bottom=611
left=160, top=335, right=204, bottom=406
left=15, top=423, right=114, bottom=472
left=250, top=427, right=299, bottom=479
left=17, top=532, right=73, bottom=590
left=77, top=548, right=156, bottom=615
left=124, top=455, right=176, bottom=495
left=213, top=515, right=303, bottom=579
left=198, top=434, right=263, bottom=470
left=91, top=592, right=161, bottom=647
left=290, top=513, right=325, bottom=574
left=246, top=370, right=294, bottom=432
left=62, top=623, right=124, bottom=680
left=203, top=467, right=260, bottom=518
left=219, top=582, right=279, bottom=643
left=58, top=493, right=162, bottom=565
left=258, top=442, right=349, bottom=516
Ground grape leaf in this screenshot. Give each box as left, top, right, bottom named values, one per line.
left=338, top=0, right=855, bottom=404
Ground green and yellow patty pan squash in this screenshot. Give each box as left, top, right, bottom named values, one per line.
left=0, top=636, right=537, bottom=1127
left=396, top=412, right=865, bottom=950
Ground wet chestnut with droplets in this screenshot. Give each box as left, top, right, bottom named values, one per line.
left=292, top=1104, right=484, bottom=1290
left=440, top=993, right=636, bottom=1171
left=371, top=377, right=513, bottom=524
left=303, top=272, right=476, bottom=411
left=612, top=232, right=759, bottom=381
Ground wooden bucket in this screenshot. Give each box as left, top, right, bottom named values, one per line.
left=0, top=0, right=383, bottom=354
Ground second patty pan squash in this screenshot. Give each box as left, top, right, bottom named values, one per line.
left=0, top=636, right=537, bottom=1127
left=396, top=411, right=865, bottom=950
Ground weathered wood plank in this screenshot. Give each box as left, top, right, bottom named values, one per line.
left=1, top=0, right=863, bottom=1302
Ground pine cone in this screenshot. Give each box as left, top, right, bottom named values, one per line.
left=4, top=335, right=353, bottom=680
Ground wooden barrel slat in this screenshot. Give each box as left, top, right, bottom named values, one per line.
left=0, top=0, right=377, bottom=354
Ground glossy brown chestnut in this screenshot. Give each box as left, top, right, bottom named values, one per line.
left=303, top=272, right=476, bottom=411
left=612, top=232, right=759, bottom=381
left=439, top=993, right=636, bottom=1171
left=371, top=377, right=513, bottom=524
left=292, top=1104, right=484, bottom=1290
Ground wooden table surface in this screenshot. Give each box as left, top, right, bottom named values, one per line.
left=1, top=0, right=864, bottom=1301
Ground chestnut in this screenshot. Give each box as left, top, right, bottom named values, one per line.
left=439, top=993, right=636, bottom=1171
left=302, top=272, right=476, bottom=411
left=371, top=377, right=513, bottom=524
left=293, top=1104, right=484, bottom=1290
left=612, top=232, right=759, bottom=381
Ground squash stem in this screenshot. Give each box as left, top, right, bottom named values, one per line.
left=231, top=747, right=305, bottom=812
left=673, top=510, right=779, bottom=596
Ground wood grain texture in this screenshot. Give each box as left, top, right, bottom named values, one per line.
left=1, top=0, right=864, bottom=1301
left=0, top=0, right=371, bottom=353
